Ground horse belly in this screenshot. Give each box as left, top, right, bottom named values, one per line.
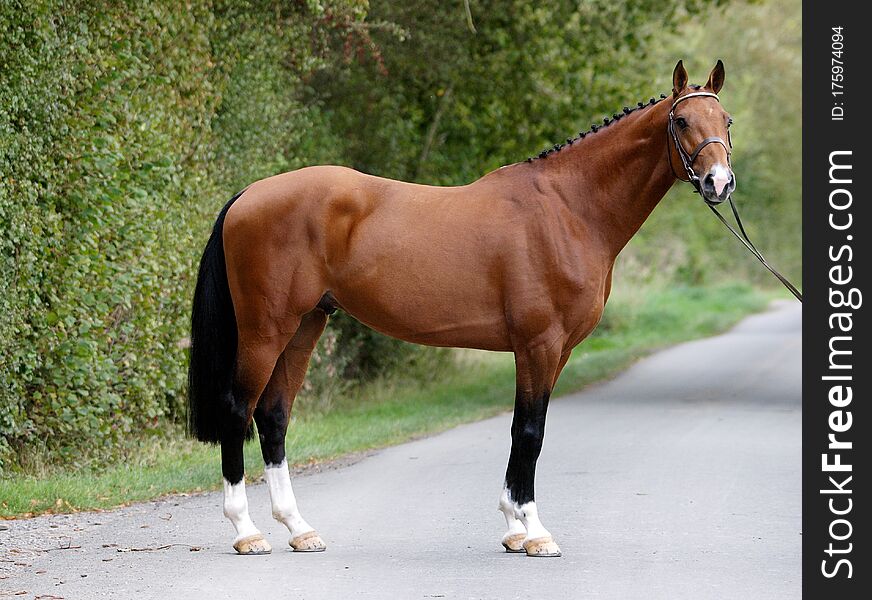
left=333, top=278, right=511, bottom=351
left=328, top=231, right=512, bottom=351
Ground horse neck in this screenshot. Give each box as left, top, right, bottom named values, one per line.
left=535, top=100, right=677, bottom=259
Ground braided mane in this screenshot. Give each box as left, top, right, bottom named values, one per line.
left=525, top=86, right=702, bottom=162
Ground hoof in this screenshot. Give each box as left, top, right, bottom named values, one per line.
left=524, top=536, right=562, bottom=558
left=290, top=531, right=327, bottom=552
left=501, top=532, right=526, bottom=553
left=233, top=533, right=272, bottom=555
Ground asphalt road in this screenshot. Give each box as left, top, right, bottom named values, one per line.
left=1, top=302, right=801, bottom=599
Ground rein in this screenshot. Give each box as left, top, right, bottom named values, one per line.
left=668, top=92, right=803, bottom=302
left=707, top=199, right=803, bottom=301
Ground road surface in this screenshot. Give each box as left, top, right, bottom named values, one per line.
left=1, top=302, right=801, bottom=599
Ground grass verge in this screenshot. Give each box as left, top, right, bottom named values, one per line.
left=0, top=283, right=767, bottom=518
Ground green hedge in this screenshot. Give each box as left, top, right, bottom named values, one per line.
left=0, top=0, right=371, bottom=471
left=1, top=0, right=798, bottom=474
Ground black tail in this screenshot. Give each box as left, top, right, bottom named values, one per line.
left=187, top=191, right=245, bottom=443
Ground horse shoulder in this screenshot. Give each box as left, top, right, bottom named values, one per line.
left=526, top=200, right=616, bottom=349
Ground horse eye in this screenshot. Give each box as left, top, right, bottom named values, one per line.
left=727, top=118, right=733, bottom=128
left=675, top=117, right=688, bottom=129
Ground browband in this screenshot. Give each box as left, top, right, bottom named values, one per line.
left=671, top=91, right=720, bottom=109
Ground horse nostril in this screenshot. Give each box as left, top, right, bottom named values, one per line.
left=703, top=173, right=715, bottom=191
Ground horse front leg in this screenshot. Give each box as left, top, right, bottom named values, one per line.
left=499, top=344, right=566, bottom=557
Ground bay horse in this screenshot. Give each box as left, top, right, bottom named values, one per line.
left=188, top=61, right=735, bottom=558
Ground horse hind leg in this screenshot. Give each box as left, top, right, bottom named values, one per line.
left=221, top=320, right=299, bottom=555
left=254, top=308, right=329, bottom=552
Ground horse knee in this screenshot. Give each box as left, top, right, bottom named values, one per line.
left=512, top=422, right=544, bottom=456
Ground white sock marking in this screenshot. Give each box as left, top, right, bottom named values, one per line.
left=498, top=488, right=527, bottom=537
left=222, top=478, right=260, bottom=542
left=265, top=459, right=314, bottom=538
left=514, top=501, right=551, bottom=541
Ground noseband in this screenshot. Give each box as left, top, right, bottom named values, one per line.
left=667, top=91, right=732, bottom=201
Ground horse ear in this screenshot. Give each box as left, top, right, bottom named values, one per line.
left=672, top=60, right=688, bottom=95
left=707, top=59, right=725, bottom=93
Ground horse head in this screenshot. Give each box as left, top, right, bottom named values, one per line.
left=668, top=60, right=736, bottom=205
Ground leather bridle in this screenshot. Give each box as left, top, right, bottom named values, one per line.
left=667, top=91, right=732, bottom=203
left=667, top=91, right=802, bottom=302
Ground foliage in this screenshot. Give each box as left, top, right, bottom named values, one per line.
left=0, top=0, right=367, bottom=471
left=1, top=0, right=797, bottom=474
